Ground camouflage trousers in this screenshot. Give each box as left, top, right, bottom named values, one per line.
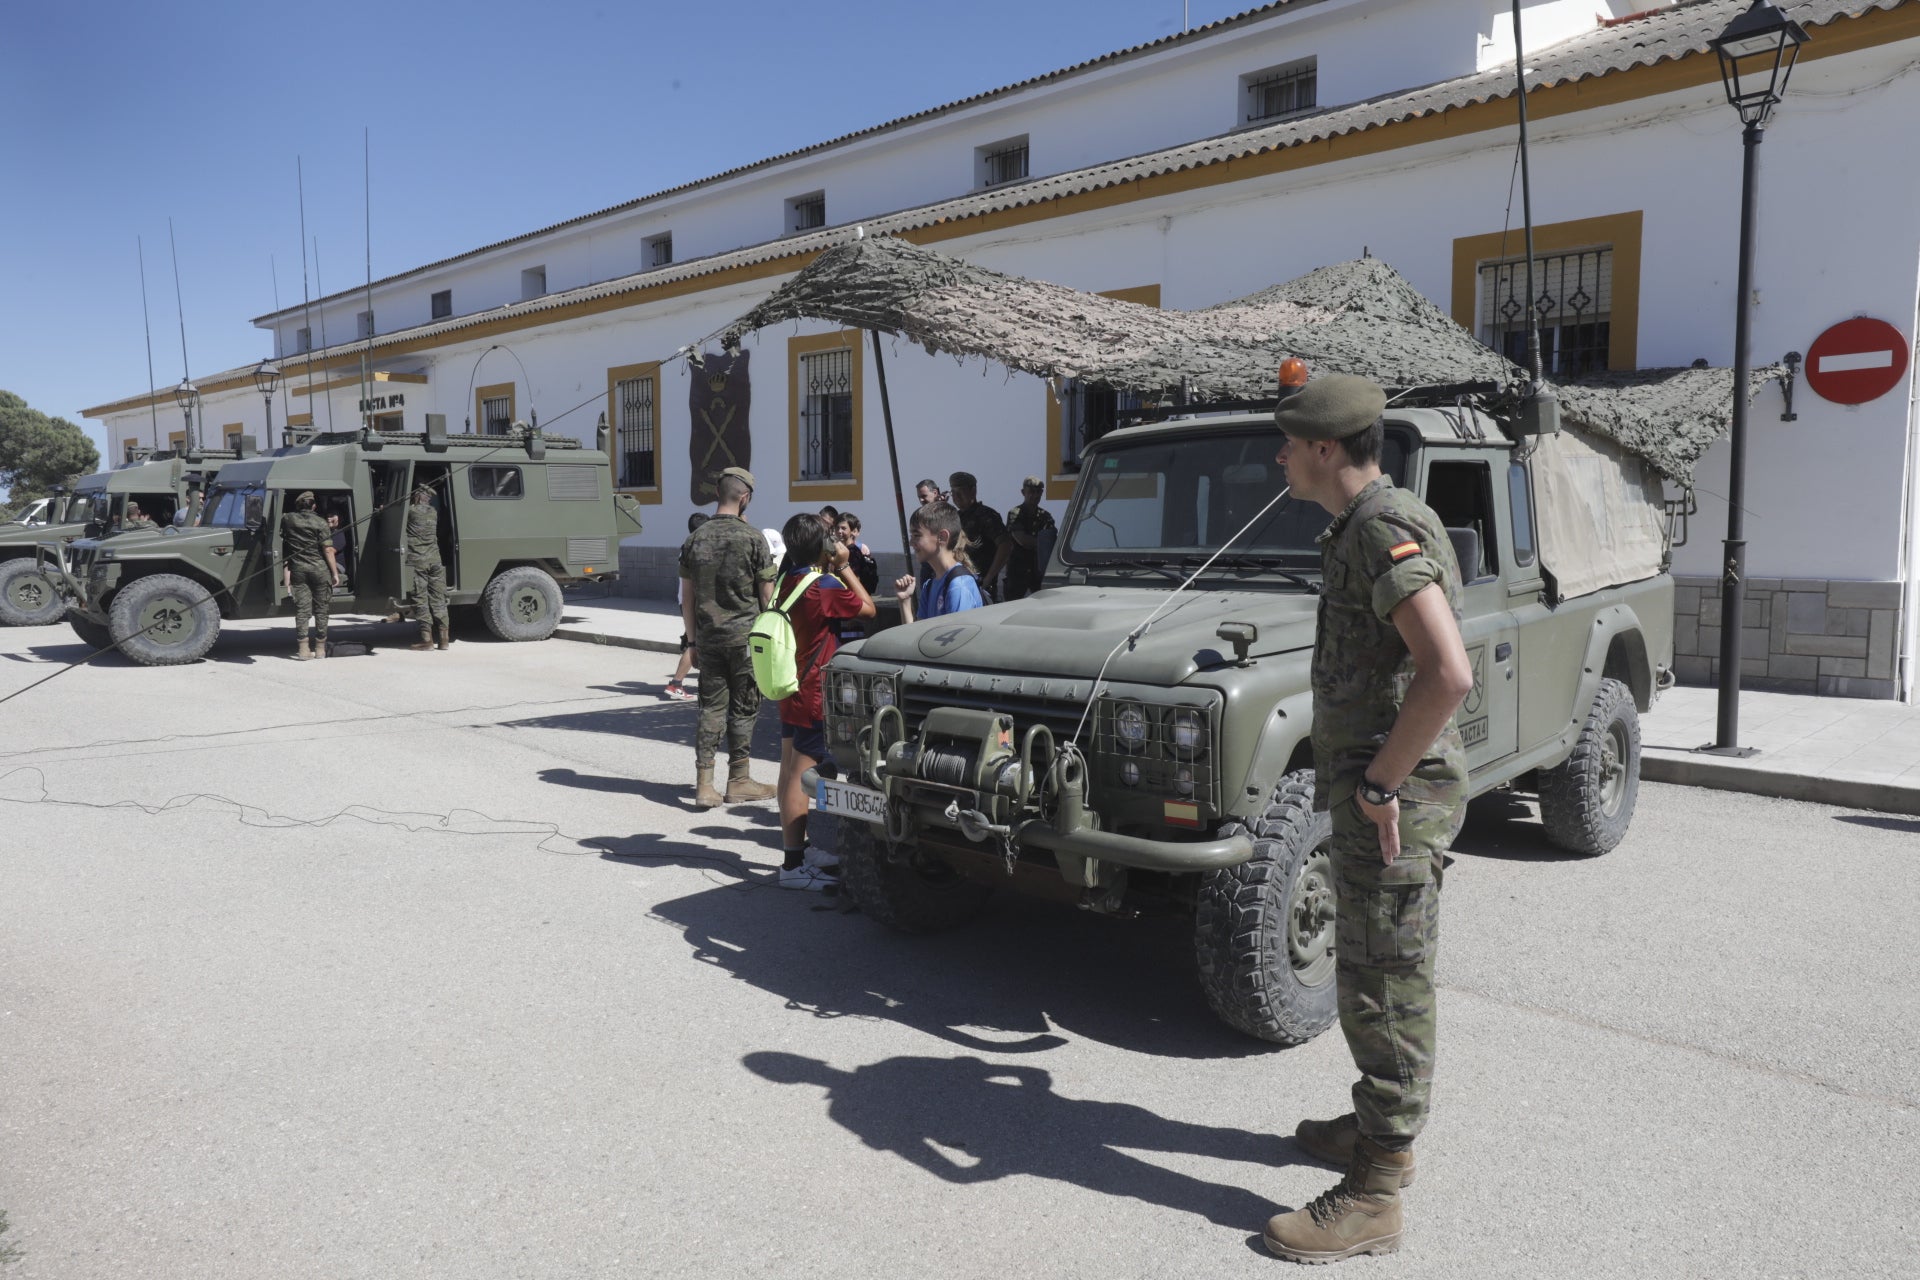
left=1329, top=774, right=1466, bottom=1144
left=288, top=562, right=332, bottom=638
left=410, top=558, right=449, bottom=626
left=694, top=638, right=761, bottom=768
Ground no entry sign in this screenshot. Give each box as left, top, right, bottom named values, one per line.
left=1804, top=317, right=1910, bottom=405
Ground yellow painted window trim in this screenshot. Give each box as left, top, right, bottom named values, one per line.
left=787, top=330, right=864, bottom=504
left=166, top=430, right=186, bottom=448
left=285, top=412, right=313, bottom=428
left=1045, top=284, right=1161, bottom=501
left=475, top=382, right=517, bottom=435
left=1450, top=211, right=1642, bottom=373
left=608, top=361, right=664, bottom=505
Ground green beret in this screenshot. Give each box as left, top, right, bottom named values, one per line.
left=719, top=466, right=756, bottom=492
left=1272, top=374, right=1387, bottom=441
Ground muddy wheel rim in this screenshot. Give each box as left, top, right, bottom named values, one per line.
left=136, top=594, right=198, bottom=645
left=1599, top=720, right=1629, bottom=816
left=1287, top=843, right=1337, bottom=986
left=7, top=572, right=50, bottom=613
left=508, top=584, right=550, bottom=625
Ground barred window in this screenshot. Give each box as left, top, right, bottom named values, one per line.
left=644, top=232, right=672, bottom=269
left=482, top=394, right=512, bottom=436
left=979, top=137, right=1029, bottom=187
left=431, top=290, right=451, bottom=320
left=1479, top=246, right=1614, bottom=379
left=1243, top=60, right=1317, bottom=124
left=616, top=374, right=656, bottom=489
left=788, top=192, right=825, bottom=234
left=799, top=347, right=854, bottom=481
left=295, top=327, right=311, bottom=353
left=356, top=310, right=374, bottom=339
left=1059, top=381, right=1144, bottom=473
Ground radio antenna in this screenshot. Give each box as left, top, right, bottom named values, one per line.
left=167, top=217, right=195, bottom=450
left=1509, top=0, right=1558, bottom=434
left=270, top=254, right=291, bottom=425
left=362, top=127, right=375, bottom=426
left=136, top=236, right=160, bottom=450
left=313, top=237, right=336, bottom=432
left=298, top=158, right=318, bottom=432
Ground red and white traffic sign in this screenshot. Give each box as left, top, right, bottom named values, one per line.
left=1803, top=317, right=1910, bottom=405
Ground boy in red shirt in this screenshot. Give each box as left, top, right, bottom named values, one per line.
left=774, top=512, right=876, bottom=890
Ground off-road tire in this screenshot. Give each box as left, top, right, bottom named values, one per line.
left=838, top=820, right=992, bottom=934
left=481, top=566, right=563, bottom=642
left=0, top=557, right=67, bottom=626
left=107, top=573, right=221, bottom=666
left=1537, top=677, right=1640, bottom=856
left=68, top=611, right=116, bottom=653
left=1194, top=769, right=1339, bottom=1046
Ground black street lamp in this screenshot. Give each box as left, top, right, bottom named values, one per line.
left=254, top=359, right=281, bottom=449
left=1705, top=0, right=1808, bottom=757
left=172, top=378, right=200, bottom=452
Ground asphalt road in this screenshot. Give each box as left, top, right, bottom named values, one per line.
left=1, top=615, right=1915, bottom=1278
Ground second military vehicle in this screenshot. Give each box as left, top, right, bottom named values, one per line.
left=42, top=424, right=642, bottom=664
left=1, top=447, right=241, bottom=627
left=816, top=390, right=1675, bottom=1047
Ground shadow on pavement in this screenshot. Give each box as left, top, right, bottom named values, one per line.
left=744, top=1050, right=1291, bottom=1228
left=500, top=698, right=786, bottom=756
left=1833, top=812, right=1920, bottom=835
left=637, top=862, right=1279, bottom=1061
left=1446, top=791, right=1591, bottom=863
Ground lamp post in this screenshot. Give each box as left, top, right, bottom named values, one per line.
left=172, top=378, right=200, bottom=453
left=254, top=359, right=281, bottom=450
left=1705, top=0, right=1807, bottom=757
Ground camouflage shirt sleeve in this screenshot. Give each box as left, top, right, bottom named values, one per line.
left=1358, top=512, right=1447, bottom=623
left=752, top=531, right=776, bottom=583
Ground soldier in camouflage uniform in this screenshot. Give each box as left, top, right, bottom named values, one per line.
left=121, top=502, right=156, bottom=531
left=279, top=490, right=339, bottom=661
left=1262, top=375, right=1474, bottom=1264
left=678, top=466, right=778, bottom=808
left=406, top=484, right=451, bottom=651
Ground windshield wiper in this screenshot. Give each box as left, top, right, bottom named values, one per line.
left=1088, top=557, right=1185, bottom=582
left=1180, top=554, right=1321, bottom=594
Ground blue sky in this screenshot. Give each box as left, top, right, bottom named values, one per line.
left=0, top=0, right=1248, bottom=453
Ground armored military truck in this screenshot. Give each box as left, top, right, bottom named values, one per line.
left=0, top=448, right=240, bottom=627
left=816, top=395, right=1674, bottom=1046
left=42, top=424, right=641, bottom=665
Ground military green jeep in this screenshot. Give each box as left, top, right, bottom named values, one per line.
left=1, top=448, right=241, bottom=627
left=817, top=400, right=1675, bottom=1046
left=41, top=425, right=642, bottom=665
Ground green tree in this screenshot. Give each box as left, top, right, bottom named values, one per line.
left=0, top=389, right=100, bottom=517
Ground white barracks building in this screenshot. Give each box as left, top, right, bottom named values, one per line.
left=84, top=0, right=1920, bottom=700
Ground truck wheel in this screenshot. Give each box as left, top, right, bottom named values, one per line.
left=1194, top=769, right=1338, bottom=1047
left=481, top=566, right=563, bottom=641
left=68, top=611, right=116, bottom=653
left=1537, top=677, right=1640, bottom=856
left=838, top=821, right=992, bottom=934
left=107, top=574, right=221, bottom=666
left=0, top=558, right=67, bottom=626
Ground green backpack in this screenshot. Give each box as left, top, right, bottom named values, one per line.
left=748, top=571, right=822, bottom=700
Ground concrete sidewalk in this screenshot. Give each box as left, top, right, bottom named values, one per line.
left=551, top=592, right=1920, bottom=815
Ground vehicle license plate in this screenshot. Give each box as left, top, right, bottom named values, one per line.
left=818, top=778, right=887, bottom=824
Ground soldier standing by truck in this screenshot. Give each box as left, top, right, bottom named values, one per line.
left=407, top=484, right=450, bottom=651
left=279, top=490, right=338, bottom=661
left=1260, top=375, right=1473, bottom=1265
left=679, top=467, right=777, bottom=809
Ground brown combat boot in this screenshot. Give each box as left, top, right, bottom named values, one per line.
left=723, top=756, right=776, bottom=804
left=1264, top=1135, right=1412, bottom=1264
left=294, top=636, right=312, bottom=661
left=313, top=634, right=328, bottom=659
left=694, top=765, right=725, bottom=809
left=1295, top=1113, right=1416, bottom=1186
left=435, top=622, right=451, bottom=650
left=409, top=622, right=434, bottom=651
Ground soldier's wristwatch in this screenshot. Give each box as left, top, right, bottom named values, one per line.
left=1357, top=777, right=1399, bottom=807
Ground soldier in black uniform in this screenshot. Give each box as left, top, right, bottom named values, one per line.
left=406, top=484, right=450, bottom=651
left=1002, top=476, right=1056, bottom=600
left=279, top=490, right=338, bottom=661
left=949, top=471, right=1010, bottom=601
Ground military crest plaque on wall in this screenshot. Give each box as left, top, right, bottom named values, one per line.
left=689, top=349, right=751, bottom=504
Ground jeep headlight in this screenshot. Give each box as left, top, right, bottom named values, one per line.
left=1168, top=707, right=1208, bottom=760
left=1114, top=701, right=1150, bottom=751
left=834, top=672, right=861, bottom=711
left=1173, top=765, right=1197, bottom=799
left=869, top=676, right=895, bottom=707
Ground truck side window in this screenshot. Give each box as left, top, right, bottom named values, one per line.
left=1423, top=461, right=1497, bottom=583
left=470, top=465, right=524, bottom=500
left=1507, top=461, right=1537, bottom=568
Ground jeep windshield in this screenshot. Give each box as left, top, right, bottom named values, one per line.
left=1061, top=425, right=1408, bottom=569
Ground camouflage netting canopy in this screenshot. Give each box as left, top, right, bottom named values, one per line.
left=719, top=235, right=1762, bottom=485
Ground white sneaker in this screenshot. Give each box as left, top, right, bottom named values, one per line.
left=803, top=846, right=840, bottom=871
left=778, top=866, right=833, bottom=892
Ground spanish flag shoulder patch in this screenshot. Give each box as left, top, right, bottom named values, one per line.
left=1387, top=540, right=1422, bottom=562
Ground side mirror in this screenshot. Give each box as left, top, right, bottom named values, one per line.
left=1216, top=621, right=1258, bottom=666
